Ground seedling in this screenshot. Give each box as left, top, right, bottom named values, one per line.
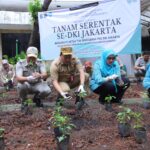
left=140, top=91, right=150, bottom=102
left=77, top=91, right=87, bottom=98
left=0, top=128, right=5, bottom=138
left=75, top=91, right=87, bottom=110
left=0, top=93, right=7, bottom=98
left=105, top=95, right=115, bottom=103
left=29, top=59, right=34, bottom=66
left=132, top=112, right=143, bottom=129
left=24, top=99, right=35, bottom=106
left=56, top=97, right=65, bottom=106
left=117, top=107, right=133, bottom=124
left=50, top=106, right=75, bottom=142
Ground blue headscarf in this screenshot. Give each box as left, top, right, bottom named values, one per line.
left=100, top=50, right=120, bottom=93
left=100, top=50, right=120, bottom=77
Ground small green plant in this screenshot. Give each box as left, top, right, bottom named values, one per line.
left=140, top=91, right=150, bottom=102
left=133, top=112, right=143, bottom=129
left=0, top=92, right=7, bottom=98
left=50, top=106, right=75, bottom=142
left=105, top=95, right=115, bottom=103
left=3, top=51, right=26, bottom=65
left=0, top=128, right=5, bottom=138
left=29, top=59, right=34, bottom=66
left=24, top=99, right=35, bottom=106
left=117, top=107, right=133, bottom=124
left=28, top=0, right=42, bottom=22
left=77, top=91, right=87, bottom=98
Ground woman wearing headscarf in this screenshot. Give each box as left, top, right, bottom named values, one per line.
left=143, top=64, right=150, bottom=98
left=90, top=50, right=130, bottom=104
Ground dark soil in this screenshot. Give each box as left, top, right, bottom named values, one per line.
left=1, top=83, right=150, bottom=150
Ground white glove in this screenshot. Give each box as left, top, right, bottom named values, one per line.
left=60, top=92, right=72, bottom=100
left=78, top=85, right=86, bottom=93
left=140, top=66, right=145, bottom=70
left=111, top=74, right=119, bottom=79
left=5, top=78, right=9, bottom=82
left=27, top=76, right=36, bottom=82
left=105, top=74, right=119, bottom=81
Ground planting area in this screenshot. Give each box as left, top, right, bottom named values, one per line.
left=0, top=83, right=150, bottom=150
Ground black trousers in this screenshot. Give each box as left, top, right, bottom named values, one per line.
left=94, top=77, right=130, bottom=103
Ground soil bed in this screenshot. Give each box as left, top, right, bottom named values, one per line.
left=1, top=83, right=150, bottom=150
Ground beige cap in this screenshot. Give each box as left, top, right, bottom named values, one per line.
left=61, top=47, right=72, bottom=55
left=26, top=47, right=38, bottom=58
left=2, top=59, right=8, bottom=64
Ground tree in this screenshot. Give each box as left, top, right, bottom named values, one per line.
left=28, top=0, right=52, bottom=50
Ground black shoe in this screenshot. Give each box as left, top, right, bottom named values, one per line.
left=33, top=96, right=43, bottom=107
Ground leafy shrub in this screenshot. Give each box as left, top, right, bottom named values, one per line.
left=50, top=106, right=75, bottom=142
left=28, top=0, right=42, bottom=22
left=105, top=95, right=115, bottom=103
left=117, top=107, right=133, bottom=124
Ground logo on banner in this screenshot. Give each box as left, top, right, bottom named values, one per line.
left=40, top=12, right=52, bottom=19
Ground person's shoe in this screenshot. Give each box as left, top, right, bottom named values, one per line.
left=33, top=96, right=43, bottom=107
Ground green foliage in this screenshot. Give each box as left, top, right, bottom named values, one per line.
left=0, top=93, right=7, bottom=98
left=105, top=95, right=115, bottom=103
left=50, top=106, right=75, bottom=142
left=117, top=107, right=133, bottom=124
left=140, top=91, right=150, bottom=102
left=77, top=91, right=87, bottom=98
left=29, top=59, right=34, bottom=66
left=2, top=55, right=8, bottom=60
left=56, top=97, right=64, bottom=106
left=24, top=99, right=35, bottom=106
left=28, top=0, right=42, bottom=22
left=3, top=51, right=26, bottom=65
left=0, top=128, right=5, bottom=138
left=132, top=112, right=143, bottom=129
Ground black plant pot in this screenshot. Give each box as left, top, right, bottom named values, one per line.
left=75, top=96, right=85, bottom=110
left=118, top=123, right=131, bottom=137
left=105, top=103, right=113, bottom=112
left=134, top=127, right=147, bottom=144
left=143, top=101, right=150, bottom=109
left=25, top=105, right=33, bottom=115
left=54, top=128, right=70, bottom=150
left=0, top=137, right=5, bottom=150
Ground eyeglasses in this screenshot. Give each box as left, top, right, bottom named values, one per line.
left=107, top=57, right=116, bottom=60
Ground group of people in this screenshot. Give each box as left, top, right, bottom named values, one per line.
left=0, top=46, right=149, bottom=112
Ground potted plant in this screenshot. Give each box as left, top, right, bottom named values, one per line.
left=75, top=91, right=87, bottom=110
left=117, top=107, right=133, bottom=137
left=133, top=112, right=147, bottom=144
left=140, top=91, right=150, bottom=109
left=0, top=128, right=5, bottom=150
left=104, top=95, right=115, bottom=112
left=24, top=98, right=35, bottom=115
left=50, top=106, right=75, bottom=150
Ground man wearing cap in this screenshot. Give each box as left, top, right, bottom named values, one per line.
left=0, top=59, right=15, bottom=90
left=16, top=46, right=51, bottom=110
left=50, top=47, right=89, bottom=109
left=84, top=61, right=93, bottom=77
